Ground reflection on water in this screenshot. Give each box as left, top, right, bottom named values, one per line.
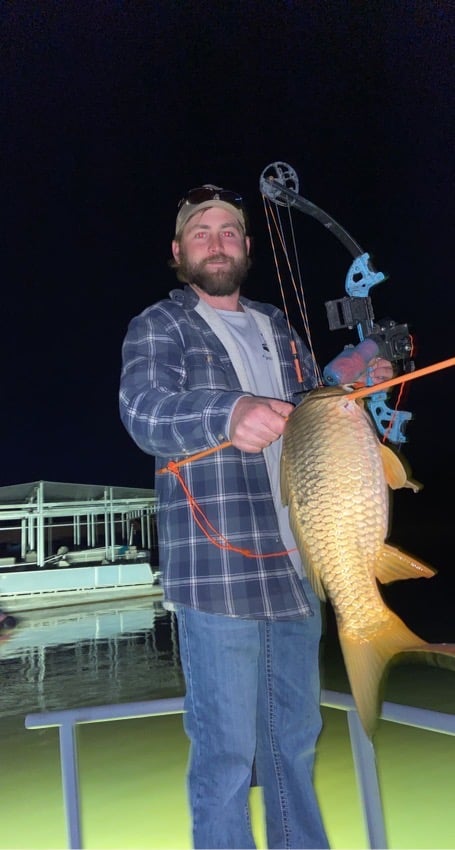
left=0, top=599, right=185, bottom=719
left=3, top=596, right=454, bottom=724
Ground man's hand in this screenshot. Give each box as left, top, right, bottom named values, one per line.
left=357, top=357, right=394, bottom=386
left=229, top=396, right=294, bottom=453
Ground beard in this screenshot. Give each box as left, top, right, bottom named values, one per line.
left=178, top=251, right=250, bottom=296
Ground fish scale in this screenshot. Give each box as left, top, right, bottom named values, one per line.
left=280, top=385, right=455, bottom=737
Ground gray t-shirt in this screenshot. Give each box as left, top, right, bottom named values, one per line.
left=216, top=306, right=305, bottom=578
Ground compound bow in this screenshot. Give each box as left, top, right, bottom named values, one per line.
left=259, top=161, right=414, bottom=444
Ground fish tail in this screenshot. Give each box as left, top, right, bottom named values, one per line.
left=339, top=613, right=455, bottom=738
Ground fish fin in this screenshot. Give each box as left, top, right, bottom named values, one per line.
left=380, top=444, right=422, bottom=492
left=339, top=613, right=455, bottom=739
left=376, top=543, right=436, bottom=584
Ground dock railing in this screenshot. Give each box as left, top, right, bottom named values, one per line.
left=25, top=690, right=455, bottom=850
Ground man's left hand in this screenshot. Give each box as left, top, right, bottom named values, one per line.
left=360, top=356, right=394, bottom=386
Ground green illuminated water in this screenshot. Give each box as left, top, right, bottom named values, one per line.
left=0, top=600, right=454, bottom=849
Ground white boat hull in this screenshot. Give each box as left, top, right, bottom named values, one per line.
left=0, top=597, right=168, bottom=658
left=0, top=562, right=162, bottom=612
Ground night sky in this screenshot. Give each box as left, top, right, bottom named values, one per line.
left=2, top=3, right=454, bottom=633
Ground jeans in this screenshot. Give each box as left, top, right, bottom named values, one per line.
left=176, top=581, right=329, bottom=849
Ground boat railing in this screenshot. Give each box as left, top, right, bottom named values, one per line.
left=25, top=689, right=455, bottom=850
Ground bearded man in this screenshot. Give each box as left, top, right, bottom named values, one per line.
left=119, top=184, right=392, bottom=849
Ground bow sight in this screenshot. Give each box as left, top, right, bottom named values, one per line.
left=259, top=161, right=414, bottom=443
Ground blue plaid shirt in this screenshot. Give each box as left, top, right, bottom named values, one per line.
left=119, top=285, right=318, bottom=619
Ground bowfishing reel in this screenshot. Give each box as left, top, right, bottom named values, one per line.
left=370, top=318, right=414, bottom=367
left=324, top=293, right=415, bottom=382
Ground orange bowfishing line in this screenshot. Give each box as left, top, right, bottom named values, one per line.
left=159, top=357, right=455, bottom=474
left=157, top=357, right=454, bottom=554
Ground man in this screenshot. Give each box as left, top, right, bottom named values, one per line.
left=119, top=185, right=392, bottom=849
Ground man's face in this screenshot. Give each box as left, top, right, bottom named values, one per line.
left=172, top=206, right=251, bottom=296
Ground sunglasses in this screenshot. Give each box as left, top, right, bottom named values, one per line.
left=177, top=186, right=244, bottom=210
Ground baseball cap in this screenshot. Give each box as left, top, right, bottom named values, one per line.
left=175, top=185, right=246, bottom=236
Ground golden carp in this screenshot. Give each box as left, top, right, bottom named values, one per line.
left=281, top=385, right=455, bottom=738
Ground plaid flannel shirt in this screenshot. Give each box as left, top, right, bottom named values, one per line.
left=119, top=285, right=318, bottom=619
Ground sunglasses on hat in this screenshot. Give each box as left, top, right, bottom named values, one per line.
left=177, top=185, right=243, bottom=210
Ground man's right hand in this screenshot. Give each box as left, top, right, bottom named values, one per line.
left=229, top=396, right=294, bottom=452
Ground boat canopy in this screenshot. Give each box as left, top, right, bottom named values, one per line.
left=0, top=481, right=159, bottom=568
left=0, top=481, right=157, bottom=505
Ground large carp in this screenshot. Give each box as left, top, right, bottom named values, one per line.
left=281, top=385, right=455, bottom=738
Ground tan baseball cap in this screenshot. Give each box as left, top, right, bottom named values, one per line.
left=175, top=185, right=246, bottom=236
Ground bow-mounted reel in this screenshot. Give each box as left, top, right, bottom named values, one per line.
left=324, top=300, right=415, bottom=384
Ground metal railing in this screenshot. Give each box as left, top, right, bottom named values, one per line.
left=25, top=690, right=455, bottom=850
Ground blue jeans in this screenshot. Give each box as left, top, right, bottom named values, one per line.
left=176, top=582, right=329, bottom=849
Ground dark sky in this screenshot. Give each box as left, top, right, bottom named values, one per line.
left=2, top=2, right=454, bottom=629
